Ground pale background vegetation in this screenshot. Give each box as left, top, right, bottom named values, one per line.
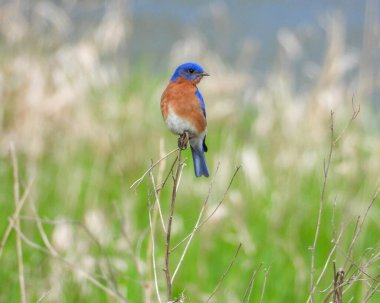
left=1, top=1, right=380, bottom=302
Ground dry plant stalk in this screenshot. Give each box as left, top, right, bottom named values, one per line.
left=10, top=143, right=27, bottom=303
left=13, top=223, right=127, bottom=302
left=148, top=202, right=162, bottom=303
left=319, top=188, right=380, bottom=303
left=309, top=101, right=360, bottom=303
left=130, top=148, right=179, bottom=190
left=309, top=111, right=335, bottom=303
left=165, top=132, right=189, bottom=301
left=0, top=178, right=33, bottom=257
left=205, top=243, right=242, bottom=303
left=2, top=157, right=128, bottom=303
left=136, top=133, right=241, bottom=302
left=242, top=263, right=263, bottom=303
left=259, top=265, right=271, bottom=303
left=333, top=262, right=345, bottom=303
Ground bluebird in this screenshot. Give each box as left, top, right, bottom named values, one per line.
left=161, top=62, right=210, bottom=177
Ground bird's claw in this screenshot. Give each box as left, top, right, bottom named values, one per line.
left=178, top=132, right=189, bottom=150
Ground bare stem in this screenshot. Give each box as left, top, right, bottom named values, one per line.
left=205, top=243, right=242, bottom=303
left=150, top=170, right=167, bottom=233
left=113, top=202, right=145, bottom=284
left=333, top=262, right=345, bottom=303
left=242, top=263, right=263, bottom=303
left=148, top=204, right=162, bottom=303
left=165, top=148, right=183, bottom=301
left=0, top=178, right=33, bottom=257
left=10, top=143, right=27, bottom=303
left=259, top=265, right=271, bottom=303
left=171, top=163, right=220, bottom=285
left=344, top=187, right=380, bottom=270
left=130, top=148, right=179, bottom=190
left=171, top=166, right=240, bottom=253
left=12, top=224, right=127, bottom=302
left=310, top=102, right=360, bottom=302
left=309, top=111, right=334, bottom=303
left=317, top=224, right=345, bottom=289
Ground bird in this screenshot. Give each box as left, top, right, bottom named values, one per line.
left=161, top=62, right=210, bottom=177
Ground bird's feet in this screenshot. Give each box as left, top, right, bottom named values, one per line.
left=178, top=132, right=189, bottom=150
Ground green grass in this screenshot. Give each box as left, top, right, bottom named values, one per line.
left=1, top=69, right=379, bottom=302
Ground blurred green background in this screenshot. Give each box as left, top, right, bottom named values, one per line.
left=1, top=0, right=380, bottom=302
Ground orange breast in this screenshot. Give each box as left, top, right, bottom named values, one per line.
left=161, top=79, right=206, bottom=134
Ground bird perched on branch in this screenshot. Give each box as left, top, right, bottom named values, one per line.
left=161, top=62, right=210, bottom=177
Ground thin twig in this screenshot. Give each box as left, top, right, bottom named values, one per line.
left=130, top=148, right=179, bottom=190
left=157, top=138, right=167, bottom=186
left=344, top=187, right=380, bottom=270
left=147, top=141, right=170, bottom=302
left=340, top=251, right=380, bottom=285
left=165, top=148, right=183, bottom=301
left=20, top=210, right=125, bottom=298
left=307, top=223, right=345, bottom=303
left=171, top=166, right=240, bottom=252
left=322, top=279, right=357, bottom=303
left=330, top=188, right=380, bottom=299
left=36, top=290, right=51, bottom=303
left=205, top=243, right=242, bottom=303
left=149, top=170, right=167, bottom=233
left=333, top=97, right=360, bottom=145
left=171, top=163, right=220, bottom=284
left=148, top=204, right=162, bottom=303
left=259, top=265, right=271, bottom=303
left=0, top=178, right=33, bottom=257
left=343, top=216, right=361, bottom=271
left=309, top=111, right=335, bottom=303
left=311, top=98, right=360, bottom=302
left=12, top=224, right=127, bottom=302
left=10, top=143, right=27, bottom=303
left=364, top=273, right=380, bottom=302
left=30, top=202, right=59, bottom=257
left=242, top=263, right=263, bottom=303
left=333, top=262, right=345, bottom=303
left=157, top=157, right=178, bottom=193
left=113, top=202, right=144, bottom=280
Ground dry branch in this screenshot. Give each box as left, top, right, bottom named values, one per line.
left=133, top=135, right=242, bottom=302
left=148, top=203, right=162, bottom=303
left=0, top=178, right=33, bottom=257
left=165, top=148, right=184, bottom=301
left=171, top=166, right=240, bottom=253
left=259, top=265, right=271, bottom=303
left=130, top=148, right=179, bottom=190
left=10, top=143, right=27, bottom=303
left=309, top=111, right=335, bottom=303
left=205, top=243, right=242, bottom=303
left=242, top=263, right=263, bottom=303
left=171, top=163, right=220, bottom=285
left=13, top=224, right=127, bottom=302
left=309, top=102, right=360, bottom=303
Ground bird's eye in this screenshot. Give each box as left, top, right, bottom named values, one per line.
left=188, top=68, right=195, bottom=74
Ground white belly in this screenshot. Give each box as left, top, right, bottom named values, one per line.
left=165, top=107, right=198, bottom=136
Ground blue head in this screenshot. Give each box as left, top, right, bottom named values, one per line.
left=170, top=62, right=209, bottom=83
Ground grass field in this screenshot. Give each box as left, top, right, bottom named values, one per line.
left=1, top=3, right=380, bottom=303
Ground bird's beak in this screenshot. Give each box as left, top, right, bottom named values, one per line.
left=201, top=72, right=210, bottom=77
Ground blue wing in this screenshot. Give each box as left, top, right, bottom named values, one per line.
left=196, top=89, right=206, bottom=118
left=195, top=89, right=208, bottom=153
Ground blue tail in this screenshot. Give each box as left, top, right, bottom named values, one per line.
left=190, top=146, right=209, bottom=177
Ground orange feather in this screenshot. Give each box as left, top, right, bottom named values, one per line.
left=161, top=78, right=206, bottom=134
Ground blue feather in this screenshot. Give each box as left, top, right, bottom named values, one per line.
left=196, top=89, right=206, bottom=118
left=170, top=62, right=208, bottom=82
left=191, top=146, right=209, bottom=177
